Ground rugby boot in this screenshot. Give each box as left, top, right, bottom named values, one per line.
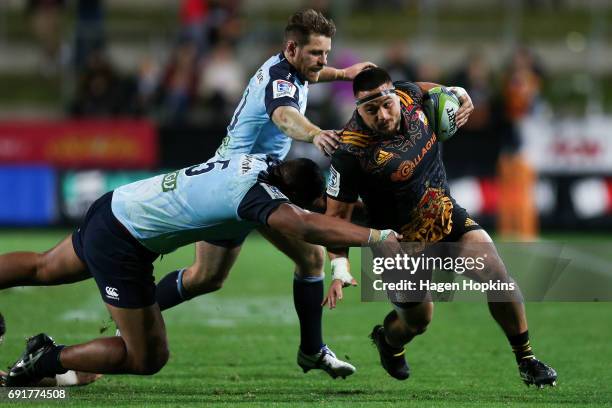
left=370, top=324, right=410, bottom=380
left=519, top=357, right=557, bottom=388
left=4, top=333, right=62, bottom=387
left=298, top=344, right=356, bottom=379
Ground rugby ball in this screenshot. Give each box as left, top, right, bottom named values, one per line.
left=422, top=86, right=460, bottom=142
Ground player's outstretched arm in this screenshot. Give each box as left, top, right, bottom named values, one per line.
left=317, top=61, right=377, bottom=82
left=267, top=202, right=398, bottom=248
left=272, top=105, right=340, bottom=155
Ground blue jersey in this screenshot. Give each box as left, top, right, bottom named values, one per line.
left=111, top=154, right=289, bottom=254
left=214, top=53, right=309, bottom=160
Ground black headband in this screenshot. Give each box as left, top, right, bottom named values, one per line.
left=355, top=88, right=396, bottom=106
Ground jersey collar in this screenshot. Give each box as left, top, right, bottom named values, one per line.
left=280, top=52, right=308, bottom=84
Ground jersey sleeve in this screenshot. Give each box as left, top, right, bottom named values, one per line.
left=326, top=150, right=361, bottom=203
left=394, top=81, right=424, bottom=106
left=237, top=182, right=290, bottom=226
left=265, top=64, right=300, bottom=118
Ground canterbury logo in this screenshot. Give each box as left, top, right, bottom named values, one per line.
left=375, top=150, right=394, bottom=165
left=105, top=286, right=119, bottom=298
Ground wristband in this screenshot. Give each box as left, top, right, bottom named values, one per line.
left=368, top=229, right=396, bottom=244
left=331, top=257, right=353, bottom=284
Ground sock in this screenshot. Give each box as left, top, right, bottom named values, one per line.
left=156, top=269, right=190, bottom=311
left=508, top=330, right=535, bottom=363
left=293, top=275, right=324, bottom=355
left=382, top=311, right=407, bottom=352
left=37, top=345, right=67, bottom=376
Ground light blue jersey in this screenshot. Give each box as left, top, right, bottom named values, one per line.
left=111, top=154, right=289, bottom=254
left=214, top=53, right=309, bottom=160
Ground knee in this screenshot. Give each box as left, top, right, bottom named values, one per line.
left=479, top=258, right=510, bottom=283
left=406, top=317, right=431, bottom=335
left=294, top=246, right=325, bottom=277
left=131, top=344, right=169, bottom=375
left=183, top=264, right=226, bottom=296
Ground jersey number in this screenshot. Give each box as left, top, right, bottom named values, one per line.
left=185, top=160, right=230, bottom=176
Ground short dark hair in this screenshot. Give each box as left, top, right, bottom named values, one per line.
left=275, top=158, right=325, bottom=207
left=284, top=9, right=336, bottom=46
left=353, top=67, right=393, bottom=96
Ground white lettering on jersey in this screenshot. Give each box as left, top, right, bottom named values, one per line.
left=261, top=183, right=288, bottom=200
left=272, top=80, right=297, bottom=99
left=327, top=165, right=340, bottom=197
left=240, top=155, right=254, bottom=175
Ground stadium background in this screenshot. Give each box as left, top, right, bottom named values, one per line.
left=0, top=0, right=611, bottom=406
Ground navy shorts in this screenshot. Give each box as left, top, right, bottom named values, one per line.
left=72, top=192, right=159, bottom=309
left=442, top=203, right=482, bottom=243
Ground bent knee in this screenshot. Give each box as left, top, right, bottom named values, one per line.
left=131, top=346, right=169, bottom=375
left=407, top=320, right=430, bottom=335
left=294, top=246, right=325, bottom=277
left=183, top=265, right=227, bottom=296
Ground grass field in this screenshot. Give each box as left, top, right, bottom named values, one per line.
left=1, top=230, right=611, bottom=407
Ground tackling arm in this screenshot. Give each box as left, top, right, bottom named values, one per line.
left=271, top=106, right=339, bottom=155
left=317, top=61, right=377, bottom=83
left=267, top=202, right=392, bottom=248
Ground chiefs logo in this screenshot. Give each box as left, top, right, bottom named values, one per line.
left=391, top=160, right=415, bottom=181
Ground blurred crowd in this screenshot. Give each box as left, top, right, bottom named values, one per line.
left=24, top=0, right=545, bottom=133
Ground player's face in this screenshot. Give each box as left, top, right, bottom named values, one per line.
left=293, top=34, right=331, bottom=82
left=356, top=84, right=401, bottom=135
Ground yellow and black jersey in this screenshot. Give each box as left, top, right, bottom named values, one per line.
left=327, top=81, right=477, bottom=243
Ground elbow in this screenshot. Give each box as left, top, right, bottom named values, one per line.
left=272, top=107, right=290, bottom=130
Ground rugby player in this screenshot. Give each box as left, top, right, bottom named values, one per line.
left=151, top=9, right=375, bottom=377
left=322, top=67, right=557, bottom=388
left=0, top=154, right=399, bottom=386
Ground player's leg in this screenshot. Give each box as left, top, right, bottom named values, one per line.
left=4, top=303, right=168, bottom=386
left=61, top=303, right=169, bottom=374
left=0, top=234, right=89, bottom=289
left=459, top=229, right=556, bottom=387
left=258, top=226, right=355, bottom=378
left=259, top=226, right=325, bottom=354
left=155, top=240, right=242, bottom=310
left=0, top=235, right=103, bottom=386
left=0, top=192, right=114, bottom=290
left=370, top=302, right=433, bottom=380
left=459, top=229, right=527, bottom=334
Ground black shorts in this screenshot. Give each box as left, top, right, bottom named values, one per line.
left=442, top=203, right=482, bottom=243
left=72, top=192, right=159, bottom=309
left=391, top=203, right=482, bottom=308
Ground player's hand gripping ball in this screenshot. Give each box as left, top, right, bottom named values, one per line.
left=423, top=86, right=460, bottom=142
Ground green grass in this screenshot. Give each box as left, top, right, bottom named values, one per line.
left=1, top=230, right=611, bottom=406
